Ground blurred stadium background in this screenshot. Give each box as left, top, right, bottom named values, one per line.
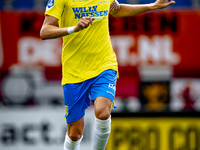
left=0, top=0, right=200, bottom=150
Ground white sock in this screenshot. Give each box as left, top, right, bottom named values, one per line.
left=93, top=116, right=111, bottom=150
left=63, top=133, right=83, bottom=150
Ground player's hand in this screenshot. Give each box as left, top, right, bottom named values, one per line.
left=74, top=17, right=95, bottom=32
left=153, top=0, right=175, bottom=9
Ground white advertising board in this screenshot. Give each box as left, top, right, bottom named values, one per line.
left=0, top=107, right=95, bottom=150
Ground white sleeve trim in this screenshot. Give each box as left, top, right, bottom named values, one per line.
left=110, top=0, right=120, bottom=11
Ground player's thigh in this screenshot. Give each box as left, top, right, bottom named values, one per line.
left=90, top=69, right=117, bottom=119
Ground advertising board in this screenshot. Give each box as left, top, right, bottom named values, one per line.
left=0, top=108, right=95, bottom=150
left=107, top=117, right=200, bottom=150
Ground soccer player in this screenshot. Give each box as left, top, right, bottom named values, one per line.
left=40, top=0, right=175, bottom=149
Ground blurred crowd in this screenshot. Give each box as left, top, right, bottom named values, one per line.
left=0, top=0, right=200, bottom=10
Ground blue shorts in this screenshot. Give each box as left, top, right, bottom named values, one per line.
left=63, top=69, right=117, bottom=123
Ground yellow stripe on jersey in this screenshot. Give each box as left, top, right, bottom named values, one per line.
left=45, top=0, right=118, bottom=84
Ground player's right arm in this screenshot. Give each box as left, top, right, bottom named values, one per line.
left=40, top=16, right=95, bottom=40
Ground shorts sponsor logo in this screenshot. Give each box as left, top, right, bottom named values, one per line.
left=47, top=0, right=54, bottom=9
left=108, top=83, right=116, bottom=91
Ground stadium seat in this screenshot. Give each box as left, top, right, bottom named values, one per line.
left=138, top=0, right=192, bottom=7
left=169, top=0, right=192, bottom=7
left=0, top=0, right=5, bottom=9
left=12, top=0, right=35, bottom=9
left=117, top=0, right=129, bottom=4
left=137, top=0, right=156, bottom=4
left=43, top=0, right=49, bottom=8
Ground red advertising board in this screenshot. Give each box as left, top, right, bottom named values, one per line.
left=109, top=11, right=200, bottom=76
left=0, top=10, right=200, bottom=98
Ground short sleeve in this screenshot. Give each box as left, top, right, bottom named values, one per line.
left=45, top=0, right=65, bottom=20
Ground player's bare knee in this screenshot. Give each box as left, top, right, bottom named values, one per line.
left=68, top=127, right=83, bottom=141
left=68, top=133, right=82, bottom=141
left=95, top=108, right=110, bottom=120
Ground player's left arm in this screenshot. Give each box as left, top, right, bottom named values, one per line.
left=110, top=0, right=175, bottom=17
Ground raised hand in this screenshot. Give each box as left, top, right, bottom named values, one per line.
left=74, top=17, right=95, bottom=32
left=154, top=0, right=175, bottom=9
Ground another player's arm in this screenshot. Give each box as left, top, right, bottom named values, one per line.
left=110, top=0, right=175, bottom=17
left=40, top=15, right=95, bottom=40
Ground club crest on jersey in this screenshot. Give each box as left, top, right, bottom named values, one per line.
left=47, top=0, right=54, bottom=9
